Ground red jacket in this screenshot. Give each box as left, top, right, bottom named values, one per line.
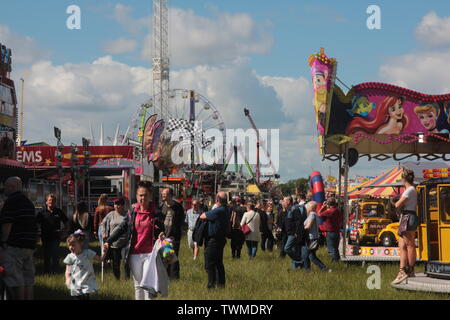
left=319, top=207, right=343, bottom=232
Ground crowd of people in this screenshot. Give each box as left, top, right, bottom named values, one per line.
left=1, top=172, right=417, bottom=300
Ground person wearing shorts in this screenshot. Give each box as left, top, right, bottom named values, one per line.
left=0, top=177, right=38, bottom=300
left=185, top=200, right=201, bottom=260
left=392, top=168, right=418, bottom=284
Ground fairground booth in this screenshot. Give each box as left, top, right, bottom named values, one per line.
left=17, top=145, right=139, bottom=215
left=309, top=48, right=450, bottom=281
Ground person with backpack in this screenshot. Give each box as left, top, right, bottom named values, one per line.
left=303, top=201, right=330, bottom=272
left=283, top=196, right=307, bottom=270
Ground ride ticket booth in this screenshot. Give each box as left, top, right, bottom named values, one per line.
left=417, top=172, right=450, bottom=279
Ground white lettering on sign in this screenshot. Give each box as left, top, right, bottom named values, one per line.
left=16, top=151, right=43, bottom=163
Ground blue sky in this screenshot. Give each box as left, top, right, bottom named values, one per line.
left=2, top=0, right=450, bottom=181
left=2, top=0, right=449, bottom=78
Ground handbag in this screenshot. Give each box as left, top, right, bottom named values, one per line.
left=308, top=239, right=319, bottom=251
left=307, top=214, right=320, bottom=250
left=241, top=212, right=257, bottom=236
left=398, top=213, right=410, bottom=237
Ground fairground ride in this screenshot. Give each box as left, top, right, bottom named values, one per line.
left=308, top=48, right=450, bottom=263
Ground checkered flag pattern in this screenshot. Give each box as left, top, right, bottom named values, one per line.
left=167, top=118, right=213, bottom=149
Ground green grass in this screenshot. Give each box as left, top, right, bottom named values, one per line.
left=33, top=237, right=450, bottom=300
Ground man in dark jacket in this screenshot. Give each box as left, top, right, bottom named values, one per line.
left=230, top=199, right=246, bottom=259
left=282, top=196, right=307, bottom=270
left=36, top=194, right=68, bottom=274
left=256, top=200, right=273, bottom=252
left=160, top=188, right=184, bottom=280
left=199, top=192, right=230, bottom=289
left=0, top=177, right=38, bottom=300
left=275, top=202, right=288, bottom=258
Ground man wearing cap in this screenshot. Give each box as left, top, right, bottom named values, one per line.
left=318, top=198, right=343, bottom=262
left=100, top=197, right=130, bottom=280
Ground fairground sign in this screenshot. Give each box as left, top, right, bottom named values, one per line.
left=17, top=145, right=134, bottom=168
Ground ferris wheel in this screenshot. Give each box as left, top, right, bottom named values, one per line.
left=125, top=89, right=226, bottom=165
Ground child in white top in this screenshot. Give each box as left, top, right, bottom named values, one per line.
left=64, top=230, right=104, bottom=300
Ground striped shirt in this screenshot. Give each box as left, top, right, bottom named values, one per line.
left=0, top=191, right=38, bottom=249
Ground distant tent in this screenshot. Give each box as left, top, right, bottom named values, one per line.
left=246, top=184, right=261, bottom=194
left=347, top=166, right=404, bottom=198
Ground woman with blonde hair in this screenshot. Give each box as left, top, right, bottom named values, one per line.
left=240, top=201, right=261, bottom=259
left=68, top=202, right=92, bottom=249
left=93, top=194, right=113, bottom=239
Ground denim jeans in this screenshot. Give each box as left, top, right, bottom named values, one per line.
left=326, top=232, right=340, bottom=262
left=302, top=245, right=327, bottom=270
left=246, top=241, right=258, bottom=258
left=284, top=235, right=303, bottom=268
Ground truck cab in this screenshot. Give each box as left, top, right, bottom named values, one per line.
left=348, top=199, right=392, bottom=245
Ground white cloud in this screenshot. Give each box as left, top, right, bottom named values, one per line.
left=139, top=8, right=273, bottom=67
left=103, top=38, right=137, bottom=54
left=416, top=12, right=450, bottom=47
left=17, top=53, right=319, bottom=180
left=0, top=24, right=50, bottom=64
left=260, top=76, right=312, bottom=119
left=379, top=50, right=450, bottom=93
left=171, top=59, right=283, bottom=129
left=16, top=56, right=152, bottom=144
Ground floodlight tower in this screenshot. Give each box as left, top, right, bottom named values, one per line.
left=153, top=0, right=170, bottom=121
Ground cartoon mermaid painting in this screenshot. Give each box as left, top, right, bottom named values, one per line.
left=346, top=96, right=408, bottom=135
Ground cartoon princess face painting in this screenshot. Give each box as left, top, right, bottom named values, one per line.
left=414, top=104, right=439, bottom=133
left=346, top=96, right=408, bottom=135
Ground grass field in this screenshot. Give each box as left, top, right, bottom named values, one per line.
left=33, top=236, right=450, bottom=300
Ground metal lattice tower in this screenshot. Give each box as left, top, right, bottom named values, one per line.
left=152, top=0, right=170, bottom=121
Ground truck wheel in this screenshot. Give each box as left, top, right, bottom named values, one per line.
left=380, top=233, right=396, bottom=247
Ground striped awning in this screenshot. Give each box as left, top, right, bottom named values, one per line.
left=347, top=166, right=404, bottom=198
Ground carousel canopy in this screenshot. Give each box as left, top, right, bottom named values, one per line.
left=347, top=166, right=404, bottom=198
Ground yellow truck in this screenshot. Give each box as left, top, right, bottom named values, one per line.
left=348, top=199, right=393, bottom=246
left=376, top=222, right=400, bottom=247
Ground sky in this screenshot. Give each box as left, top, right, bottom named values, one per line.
left=2, top=0, right=450, bottom=182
